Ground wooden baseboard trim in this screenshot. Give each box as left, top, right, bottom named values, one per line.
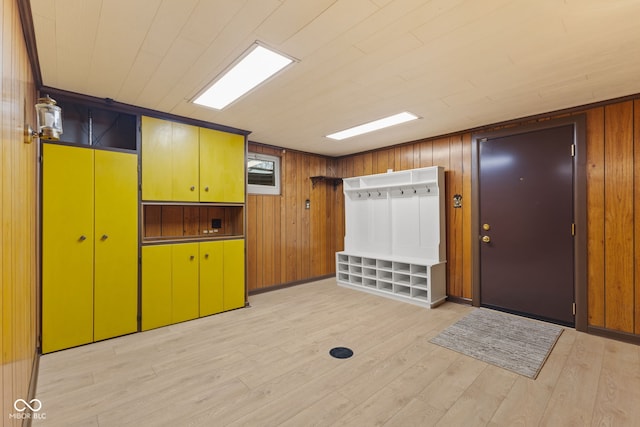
left=587, top=326, right=640, bottom=345
left=446, top=296, right=472, bottom=305
left=248, top=274, right=336, bottom=295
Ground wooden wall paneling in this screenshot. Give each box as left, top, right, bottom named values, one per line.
left=362, top=152, right=373, bottom=175
left=398, top=144, right=414, bottom=171
left=262, top=194, right=276, bottom=287
left=461, top=133, right=473, bottom=299
left=635, top=100, right=640, bottom=334
left=603, top=102, right=634, bottom=333
left=246, top=196, right=257, bottom=291
left=161, top=206, right=183, bottom=237
left=144, top=205, right=162, bottom=237
left=372, top=150, right=387, bottom=177
left=284, top=151, right=298, bottom=283
left=309, top=156, right=324, bottom=276
left=255, top=195, right=265, bottom=289
left=272, top=194, right=282, bottom=287
left=586, top=107, right=606, bottom=327
left=381, top=148, right=395, bottom=173
left=448, top=134, right=464, bottom=299
left=2, top=0, right=37, bottom=422
left=183, top=206, right=199, bottom=236
left=419, top=140, right=433, bottom=167
left=352, top=154, right=364, bottom=177
left=298, top=154, right=311, bottom=280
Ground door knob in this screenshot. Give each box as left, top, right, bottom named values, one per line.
left=190, top=186, right=195, bottom=191
left=79, top=235, right=87, bottom=241
left=101, top=234, right=109, bottom=240
left=482, top=235, right=491, bottom=243
left=205, top=186, right=209, bottom=192
left=482, top=223, right=491, bottom=231
left=190, top=255, right=195, bottom=260
left=204, top=253, right=209, bottom=259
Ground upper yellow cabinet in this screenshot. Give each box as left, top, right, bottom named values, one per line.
left=199, top=127, right=245, bottom=203
left=142, top=116, right=245, bottom=203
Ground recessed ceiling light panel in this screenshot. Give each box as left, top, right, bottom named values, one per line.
left=193, top=43, right=295, bottom=110
left=326, top=112, right=420, bottom=140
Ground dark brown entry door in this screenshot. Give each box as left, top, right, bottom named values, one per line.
left=479, top=124, right=574, bottom=326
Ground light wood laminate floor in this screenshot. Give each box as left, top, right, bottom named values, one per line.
left=36, top=278, right=640, bottom=426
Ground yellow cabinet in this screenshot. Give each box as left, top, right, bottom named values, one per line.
left=94, top=150, right=139, bottom=341
left=199, top=241, right=224, bottom=316
left=42, top=144, right=94, bottom=353
left=42, top=144, right=138, bottom=353
left=141, top=245, right=172, bottom=331
left=142, top=116, right=245, bottom=203
left=199, top=127, right=245, bottom=203
left=223, top=239, right=246, bottom=311
left=172, top=243, right=200, bottom=323
left=141, top=243, right=200, bottom=330
left=141, top=116, right=199, bottom=201
left=142, top=239, right=245, bottom=329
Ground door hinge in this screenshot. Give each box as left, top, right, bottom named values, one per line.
left=572, top=302, right=576, bottom=316
left=570, top=144, right=575, bottom=157
left=571, top=223, right=575, bottom=236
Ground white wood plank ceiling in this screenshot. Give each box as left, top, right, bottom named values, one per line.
left=30, top=0, right=640, bottom=156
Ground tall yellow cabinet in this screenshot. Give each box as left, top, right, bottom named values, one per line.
left=141, top=116, right=247, bottom=331
left=42, top=143, right=138, bottom=353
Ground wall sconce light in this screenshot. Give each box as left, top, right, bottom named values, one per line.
left=25, top=94, right=63, bottom=143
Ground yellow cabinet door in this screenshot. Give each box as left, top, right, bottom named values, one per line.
left=200, top=128, right=245, bottom=203
left=223, top=239, right=245, bottom=311
left=199, top=241, right=224, bottom=316
left=171, top=122, right=199, bottom=201
left=142, top=245, right=172, bottom=331
left=172, top=243, right=199, bottom=322
left=141, top=116, right=172, bottom=201
left=42, top=144, right=95, bottom=353
left=94, top=150, right=138, bottom=341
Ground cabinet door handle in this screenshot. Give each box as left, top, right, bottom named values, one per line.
left=190, top=186, right=195, bottom=191
left=79, top=235, right=87, bottom=242
left=204, top=253, right=209, bottom=259
left=101, top=234, right=109, bottom=240
left=204, top=186, right=209, bottom=192
left=190, top=255, right=195, bottom=260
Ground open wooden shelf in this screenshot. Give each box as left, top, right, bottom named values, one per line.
left=142, top=203, right=243, bottom=243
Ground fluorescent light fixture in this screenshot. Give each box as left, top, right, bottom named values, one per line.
left=193, top=43, right=294, bottom=110
left=326, top=112, right=420, bottom=140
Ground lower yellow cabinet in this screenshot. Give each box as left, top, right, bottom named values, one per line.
left=172, top=243, right=200, bottom=323
left=223, top=239, right=245, bottom=311
left=141, top=245, right=172, bottom=330
left=142, top=239, right=245, bottom=330
left=199, top=241, right=224, bottom=316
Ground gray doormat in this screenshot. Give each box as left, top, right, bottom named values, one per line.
left=429, top=308, right=563, bottom=379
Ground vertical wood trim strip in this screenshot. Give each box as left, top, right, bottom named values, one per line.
left=461, top=133, right=473, bottom=299
left=586, top=107, right=606, bottom=327
left=604, top=102, right=634, bottom=333
left=635, top=100, right=640, bottom=334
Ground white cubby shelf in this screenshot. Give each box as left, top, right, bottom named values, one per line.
left=337, top=166, right=447, bottom=308
left=336, top=252, right=446, bottom=308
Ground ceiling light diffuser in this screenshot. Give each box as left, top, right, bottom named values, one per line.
left=326, top=112, right=420, bottom=140
left=193, top=43, right=294, bottom=110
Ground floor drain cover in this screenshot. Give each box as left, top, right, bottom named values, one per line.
left=329, top=347, right=353, bottom=359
